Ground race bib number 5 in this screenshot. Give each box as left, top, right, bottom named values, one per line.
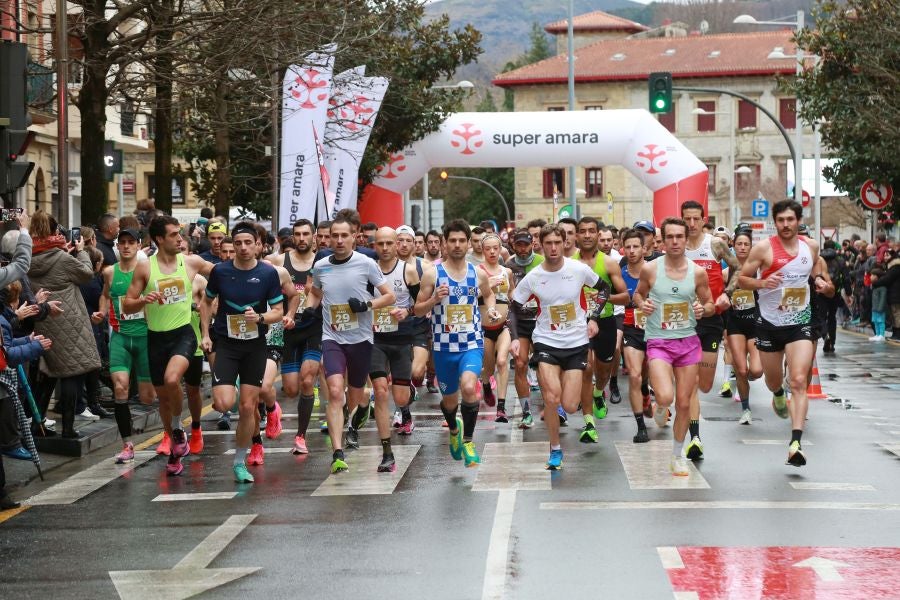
left=156, top=277, right=187, bottom=305
left=780, top=287, right=807, bottom=313
left=226, top=314, right=259, bottom=340
left=549, top=303, right=576, bottom=330
left=662, top=302, right=690, bottom=330
left=373, top=307, right=398, bottom=333
left=445, top=304, right=474, bottom=333
left=329, top=304, right=358, bottom=332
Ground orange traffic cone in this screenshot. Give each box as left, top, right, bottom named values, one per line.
left=807, top=357, right=828, bottom=400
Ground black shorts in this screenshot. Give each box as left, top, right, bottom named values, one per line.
left=726, top=314, right=757, bottom=340
left=533, top=342, right=589, bottom=371
left=483, top=324, right=509, bottom=343
left=322, top=340, right=372, bottom=388
left=755, top=322, right=815, bottom=353
left=695, top=314, right=725, bottom=353
left=147, top=324, right=198, bottom=387
left=212, top=336, right=267, bottom=388
left=267, top=346, right=283, bottom=364
left=615, top=313, right=625, bottom=331
left=282, top=325, right=323, bottom=374
left=622, top=325, right=647, bottom=353
left=412, top=328, right=430, bottom=350
left=516, top=318, right=536, bottom=341
left=370, top=342, right=413, bottom=382
left=589, top=316, right=618, bottom=363
left=184, top=355, right=203, bottom=388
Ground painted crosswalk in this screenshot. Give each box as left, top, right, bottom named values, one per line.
left=614, top=441, right=710, bottom=490
left=473, top=442, right=552, bottom=492
left=311, top=445, right=420, bottom=496
left=25, top=452, right=156, bottom=505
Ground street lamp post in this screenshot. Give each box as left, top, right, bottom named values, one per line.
left=440, top=172, right=511, bottom=223
left=567, top=0, right=577, bottom=217
left=692, top=105, right=736, bottom=227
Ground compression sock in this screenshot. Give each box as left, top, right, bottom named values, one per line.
left=297, top=394, right=315, bottom=436
left=689, top=419, right=700, bottom=439
left=461, top=403, right=479, bottom=441
left=114, top=402, right=132, bottom=439
left=440, top=402, right=459, bottom=433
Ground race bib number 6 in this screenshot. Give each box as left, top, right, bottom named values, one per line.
left=549, top=303, right=576, bottom=330
left=156, top=277, right=187, bottom=305
left=226, top=314, right=259, bottom=340
left=445, top=304, right=474, bottom=333
left=662, top=302, right=690, bottom=330
left=329, top=304, right=359, bottom=332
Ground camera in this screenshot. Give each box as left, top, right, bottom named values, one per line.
left=1, top=208, right=24, bottom=221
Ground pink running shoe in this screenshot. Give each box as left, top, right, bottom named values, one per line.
left=166, top=455, right=183, bottom=476
left=172, top=431, right=190, bottom=458
left=156, top=432, right=171, bottom=455
left=291, top=435, right=309, bottom=455
left=398, top=420, right=415, bottom=436
left=264, top=402, right=283, bottom=440
left=247, top=442, right=265, bottom=465
left=115, top=442, right=135, bottom=464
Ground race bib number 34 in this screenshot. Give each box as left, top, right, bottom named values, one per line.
left=373, top=307, right=398, bottom=333
left=329, top=304, right=359, bottom=332
left=445, top=304, right=474, bottom=333
left=226, top=314, right=259, bottom=340
left=662, top=302, right=690, bottom=330
left=156, top=277, right=187, bottom=305
left=780, top=287, right=807, bottom=313
left=549, top=303, right=576, bottom=330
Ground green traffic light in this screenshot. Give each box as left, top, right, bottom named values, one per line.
left=654, top=97, right=667, bottom=110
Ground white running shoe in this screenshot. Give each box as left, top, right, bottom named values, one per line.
left=868, top=335, right=885, bottom=342
left=670, top=455, right=690, bottom=477
left=76, top=408, right=100, bottom=421
left=739, top=409, right=752, bottom=425
left=654, top=404, right=669, bottom=428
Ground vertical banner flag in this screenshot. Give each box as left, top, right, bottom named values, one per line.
left=279, top=44, right=336, bottom=226
left=322, top=71, right=390, bottom=218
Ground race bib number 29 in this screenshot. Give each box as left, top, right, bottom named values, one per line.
left=329, top=304, right=359, bottom=332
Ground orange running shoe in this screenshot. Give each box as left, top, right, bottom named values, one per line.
left=247, top=442, right=265, bottom=465
left=189, top=428, right=204, bottom=454
left=156, top=432, right=171, bottom=455
left=264, top=402, right=283, bottom=440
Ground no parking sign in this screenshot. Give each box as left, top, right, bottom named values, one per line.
left=860, top=180, right=893, bottom=210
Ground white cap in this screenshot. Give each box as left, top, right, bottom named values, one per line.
left=396, top=225, right=416, bottom=237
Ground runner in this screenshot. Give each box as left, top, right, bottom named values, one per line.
left=316, top=221, right=332, bottom=251
left=510, top=223, right=610, bottom=469
left=124, top=215, right=213, bottom=476
left=619, top=229, right=651, bottom=443
left=597, top=225, right=626, bottom=406
left=527, top=219, right=546, bottom=255
left=414, top=231, right=427, bottom=258
left=370, top=227, right=420, bottom=471
left=200, top=222, right=284, bottom=483
left=681, top=200, right=741, bottom=461
left=738, top=200, right=826, bottom=467
left=414, top=219, right=501, bottom=468
left=466, top=226, right=486, bottom=266
left=199, top=222, right=227, bottom=263
left=505, top=229, right=544, bottom=429
left=558, top=218, right=578, bottom=258
left=424, top=230, right=443, bottom=264
left=302, top=215, right=396, bottom=473
left=396, top=225, right=429, bottom=431
left=632, top=217, right=715, bottom=477
left=477, top=233, right=515, bottom=422
left=213, top=235, right=237, bottom=431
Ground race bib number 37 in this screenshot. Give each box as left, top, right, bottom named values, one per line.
left=445, top=304, right=474, bottom=333
left=662, top=302, right=690, bottom=330
left=329, top=304, right=359, bottom=332
left=226, top=314, right=259, bottom=340
left=549, top=303, right=576, bottom=330
left=373, top=307, right=398, bottom=333
left=156, top=277, right=187, bottom=305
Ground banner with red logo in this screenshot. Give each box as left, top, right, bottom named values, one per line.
left=279, top=45, right=336, bottom=227
left=322, top=70, right=389, bottom=218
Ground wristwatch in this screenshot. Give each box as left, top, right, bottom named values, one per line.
left=256, top=313, right=265, bottom=325
left=366, top=300, right=373, bottom=310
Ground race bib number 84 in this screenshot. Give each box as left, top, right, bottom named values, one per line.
left=780, top=287, right=807, bottom=313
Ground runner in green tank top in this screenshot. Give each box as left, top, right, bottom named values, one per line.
left=125, top=215, right=213, bottom=477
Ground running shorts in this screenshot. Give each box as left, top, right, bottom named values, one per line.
left=322, top=340, right=372, bottom=388
left=212, top=336, right=267, bottom=388
left=533, top=342, right=589, bottom=371
left=589, top=316, right=617, bottom=363
left=282, top=325, right=323, bottom=374
left=622, top=325, right=647, bottom=353
left=755, top=321, right=815, bottom=353
left=695, top=314, right=725, bottom=353
left=109, top=331, right=151, bottom=383
left=370, top=342, right=413, bottom=381
left=433, top=348, right=484, bottom=396
left=147, top=324, right=198, bottom=387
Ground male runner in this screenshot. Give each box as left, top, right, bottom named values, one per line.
left=527, top=219, right=546, bottom=255
left=620, top=229, right=651, bottom=442
left=424, top=230, right=443, bottom=264
left=466, top=226, right=486, bottom=266
left=738, top=200, right=825, bottom=467
left=200, top=222, right=284, bottom=483
left=396, top=225, right=429, bottom=430
left=316, top=221, right=332, bottom=251
left=371, top=227, right=420, bottom=471
left=303, top=216, right=395, bottom=473
left=199, top=222, right=227, bottom=263
left=211, top=235, right=237, bottom=430
left=414, top=231, right=427, bottom=258
left=598, top=225, right=626, bottom=405
left=633, top=218, right=714, bottom=477
left=681, top=200, right=740, bottom=461
left=124, top=216, right=213, bottom=476
left=505, top=229, right=544, bottom=428
left=558, top=218, right=578, bottom=258
left=414, top=219, right=500, bottom=468
left=511, top=224, right=609, bottom=469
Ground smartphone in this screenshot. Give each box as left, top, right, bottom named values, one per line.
left=1, top=208, right=23, bottom=221
left=71, top=227, right=81, bottom=243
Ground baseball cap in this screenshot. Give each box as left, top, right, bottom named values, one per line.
left=396, top=225, right=415, bottom=237
left=713, top=226, right=733, bottom=240
left=513, top=230, right=532, bottom=244
left=118, top=228, right=141, bottom=242
left=207, top=222, right=227, bottom=235
left=277, top=227, right=292, bottom=239
left=633, top=220, right=655, bottom=234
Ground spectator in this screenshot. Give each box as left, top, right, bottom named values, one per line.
left=95, top=213, right=120, bottom=266
left=80, top=226, right=96, bottom=250
left=80, top=247, right=111, bottom=419
left=869, top=267, right=888, bottom=341
left=134, top=198, right=155, bottom=229
left=873, top=249, right=900, bottom=341
left=27, top=211, right=102, bottom=438
left=875, top=232, right=891, bottom=264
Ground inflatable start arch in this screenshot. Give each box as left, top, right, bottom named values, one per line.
left=360, top=109, right=709, bottom=228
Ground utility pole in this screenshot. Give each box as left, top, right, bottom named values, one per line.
left=56, top=5, right=70, bottom=224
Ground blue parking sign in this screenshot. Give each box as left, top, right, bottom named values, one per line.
left=752, top=199, right=769, bottom=218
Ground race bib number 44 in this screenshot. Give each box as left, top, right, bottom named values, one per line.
left=780, top=287, right=807, bottom=313
left=156, top=277, right=187, bottom=305
left=445, top=304, right=474, bottom=333
left=549, top=303, right=576, bottom=330
left=373, top=307, right=398, bottom=333
left=329, top=304, right=359, bottom=332
left=226, top=314, right=259, bottom=340
left=662, top=302, right=690, bottom=330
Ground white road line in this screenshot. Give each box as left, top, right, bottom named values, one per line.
left=741, top=439, right=814, bottom=446
left=223, top=447, right=295, bottom=455
left=657, top=546, right=685, bottom=569
left=152, top=492, right=239, bottom=502
left=311, top=445, right=420, bottom=496
left=789, top=482, right=876, bottom=491
left=175, top=514, right=257, bottom=569
left=481, top=489, right=516, bottom=600
left=25, top=452, right=156, bottom=505
left=540, top=501, right=900, bottom=510
left=614, top=441, right=710, bottom=490
left=878, top=442, right=900, bottom=457
left=861, top=416, right=897, bottom=420
left=673, top=593, right=701, bottom=600
left=473, top=442, right=552, bottom=492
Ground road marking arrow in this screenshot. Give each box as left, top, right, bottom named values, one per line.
left=109, top=514, right=259, bottom=599
left=793, top=556, right=849, bottom=582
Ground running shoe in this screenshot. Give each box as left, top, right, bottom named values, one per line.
left=546, top=448, right=563, bottom=471
left=442, top=420, right=449, bottom=428
left=448, top=417, right=464, bottom=460
left=217, top=412, right=231, bottom=431
left=292, top=435, right=309, bottom=455
left=557, top=405, right=568, bottom=427
left=189, top=428, right=204, bottom=454
left=427, top=377, right=439, bottom=394
left=654, top=404, right=670, bottom=429
left=247, top=443, right=265, bottom=465
left=346, top=427, right=360, bottom=450
left=354, top=405, right=370, bottom=431
left=392, top=410, right=403, bottom=428
left=331, top=457, right=349, bottom=473
left=495, top=409, right=508, bottom=423
left=632, top=428, right=649, bottom=444
left=319, top=419, right=328, bottom=434
left=166, top=455, right=183, bottom=476
left=685, top=436, right=704, bottom=461
left=772, top=390, right=789, bottom=419
left=519, top=413, right=534, bottom=429
left=739, top=409, right=752, bottom=425
left=172, top=430, right=190, bottom=458
left=462, top=441, right=480, bottom=467
left=642, top=395, right=654, bottom=418
left=609, top=385, right=622, bottom=405
left=114, top=441, right=135, bottom=464
left=378, top=453, right=397, bottom=473
left=233, top=463, right=255, bottom=483
left=719, top=381, right=733, bottom=398
left=592, top=390, right=608, bottom=420
left=264, top=401, right=283, bottom=440
left=670, top=455, right=690, bottom=477
left=313, top=386, right=320, bottom=407
left=398, top=420, right=415, bottom=436
left=156, top=432, right=171, bottom=455
left=482, top=382, right=496, bottom=407
left=579, top=422, right=598, bottom=443
left=786, top=441, right=806, bottom=467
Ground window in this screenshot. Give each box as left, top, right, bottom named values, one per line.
left=658, top=108, right=675, bottom=133
left=120, top=102, right=135, bottom=137
left=779, top=98, right=797, bottom=130
left=148, top=174, right=187, bottom=205
left=542, top=169, right=565, bottom=198
left=584, top=105, right=603, bottom=111
left=547, top=106, right=565, bottom=112
left=706, top=164, right=717, bottom=194
left=585, top=168, right=603, bottom=198
left=738, top=100, right=757, bottom=129
left=697, top=100, right=716, bottom=132
left=735, top=164, right=761, bottom=195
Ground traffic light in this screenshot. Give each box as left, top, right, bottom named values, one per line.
left=648, top=72, right=673, bottom=114
left=440, top=170, right=448, bottom=181
left=0, top=41, right=35, bottom=198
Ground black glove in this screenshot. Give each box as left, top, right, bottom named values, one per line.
left=347, top=297, right=369, bottom=313
left=299, top=307, right=316, bottom=323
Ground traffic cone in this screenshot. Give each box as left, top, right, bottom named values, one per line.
left=806, top=357, right=828, bottom=400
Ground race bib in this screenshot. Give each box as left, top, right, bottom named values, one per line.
left=549, top=302, right=577, bottom=330
left=523, top=299, right=538, bottom=309
left=156, top=277, right=187, bottom=305
left=116, top=297, right=144, bottom=321
left=445, top=304, right=475, bottom=333
left=226, top=314, right=259, bottom=340
left=329, top=304, right=359, bottom=332
left=373, top=306, right=398, bottom=333
left=662, top=302, right=691, bottom=330
left=780, top=287, right=807, bottom=313
left=294, top=284, right=307, bottom=316
left=732, top=290, right=756, bottom=310
left=634, top=309, right=647, bottom=330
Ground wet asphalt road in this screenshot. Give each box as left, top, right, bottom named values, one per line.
left=1, top=329, right=899, bottom=600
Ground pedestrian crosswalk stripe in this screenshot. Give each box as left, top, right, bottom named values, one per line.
left=152, top=492, right=239, bottom=501
left=788, top=482, right=875, bottom=491
left=741, top=439, right=814, bottom=446
left=311, top=445, right=420, bottom=496
left=541, top=501, right=900, bottom=511
left=25, top=452, right=156, bottom=505
left=473, top=442, right=552, bottom=492
left=614, top=441, right=710, bottom=490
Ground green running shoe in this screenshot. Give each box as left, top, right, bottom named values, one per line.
left=579, top=422, right=598, bottom=443
left=772, top=391, right=789, bottom=419
left=233, top=463, right=255, bottom=483
left=448, top=417, right=464, bottom=460
left=462, top=441, right=480, bottom=467
left=331, top=457, right=349, bottom=473
left=786, top=441, right=806, bottom=467
left=685, top=436, right=704, bottom=461
left=592, top=390, right=608, bottom=420
left=518, top=413, right=534, bottom=430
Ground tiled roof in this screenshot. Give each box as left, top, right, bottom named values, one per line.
left=544, top=10, right=648, bottom=34
left=493, top=31, right=800, bottom=86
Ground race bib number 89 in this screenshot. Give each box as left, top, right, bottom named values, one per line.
left=329, top=304, right=359, bottom=332
left=156, top=277, right=187, bottom=305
